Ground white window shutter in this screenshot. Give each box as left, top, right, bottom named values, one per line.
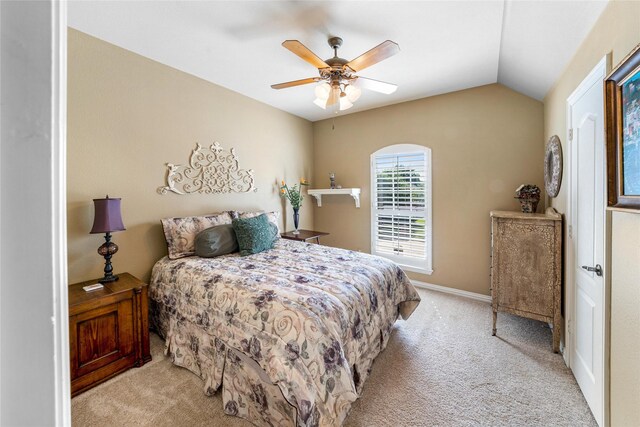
left=371, top=145, right=432, bottom=273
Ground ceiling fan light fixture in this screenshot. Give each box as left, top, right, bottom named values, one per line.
left=325, top=86, right=340, bottom=107
left=339, top=93, right=353, bottom=111
left=315, top=82, right=331, bottom=100
left=344, top=84, right=362, bottom=102
left=313, top=97, right=328, bottom=109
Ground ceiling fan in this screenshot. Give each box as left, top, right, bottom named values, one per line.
left=271, top=36, right=400, bottom=111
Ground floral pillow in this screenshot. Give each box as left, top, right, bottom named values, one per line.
left=161, top=212, right=233, bottom=259
left=231, top=210, right=281, bottom=236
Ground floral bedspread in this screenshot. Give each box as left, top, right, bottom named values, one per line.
left=149, top=239, right=420, bottom=426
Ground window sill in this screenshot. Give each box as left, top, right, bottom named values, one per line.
left=370, top=251, right=433, bottom=275
left=397, top=264, right=433, bottom=275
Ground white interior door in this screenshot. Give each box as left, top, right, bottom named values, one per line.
left=568, top=57, right=607, bottom=426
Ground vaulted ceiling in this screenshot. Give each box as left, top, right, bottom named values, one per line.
left=69, top=1, right=608, bottom=122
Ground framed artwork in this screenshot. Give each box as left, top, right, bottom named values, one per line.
left=605, top=44, right=640, bottom=209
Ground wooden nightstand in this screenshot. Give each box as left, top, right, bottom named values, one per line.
left=280, top=229, right=329, bottom=244
left=69, top=272, right=151, bottom=396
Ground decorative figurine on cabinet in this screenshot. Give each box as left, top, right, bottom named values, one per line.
left=514, top=184, right=541, bottom=213
left=329, top=172, right=336, bottom=189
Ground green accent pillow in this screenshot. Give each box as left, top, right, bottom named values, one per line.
left=194, top=224, right=239, bottom=258
left=232, top=214, right=279, bottom=256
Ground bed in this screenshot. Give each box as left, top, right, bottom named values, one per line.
left=149, top=235, right=420, bottom=426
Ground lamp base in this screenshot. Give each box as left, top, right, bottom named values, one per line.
left=99, top=274, right=119, bottom=284
left=97, top=232, right=119, bottom=285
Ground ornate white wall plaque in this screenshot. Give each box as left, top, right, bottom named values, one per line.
left=157, top=142, right=257, bottom=195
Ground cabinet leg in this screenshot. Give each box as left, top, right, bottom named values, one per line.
left=492, top=310, right=497, bottom=336
left=552, top=320, right=560, bottom=353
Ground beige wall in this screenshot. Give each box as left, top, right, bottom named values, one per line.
left=312, top=84, right=544, bottom=295
left=542, top=1, right=640, bottom=425
left=67, top=29, right=313, bottom=284
left=610, top=211, right=640, bottom=425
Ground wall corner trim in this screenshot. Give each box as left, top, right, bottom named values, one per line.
left=411, top=280, right=492, bottom=303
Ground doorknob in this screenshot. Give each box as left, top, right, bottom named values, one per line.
left=581, top=264, right=603, bottom=277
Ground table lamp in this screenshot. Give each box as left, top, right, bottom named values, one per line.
left=90, top=195, right=126, bottom=283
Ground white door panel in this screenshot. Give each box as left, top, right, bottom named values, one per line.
left=568, top=57, right=606, bottom=426
left=575, top=285, right=595, bottom=381
left=576, top=117, right=596, bottom=271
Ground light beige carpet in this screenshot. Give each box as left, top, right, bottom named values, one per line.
left=72, top=289, right=596, bottom=426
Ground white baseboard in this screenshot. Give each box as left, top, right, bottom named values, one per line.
left=411, top=280, right=491, bottom=303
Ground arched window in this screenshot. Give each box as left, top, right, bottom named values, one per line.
left=370, top=144, right=432, bottom=274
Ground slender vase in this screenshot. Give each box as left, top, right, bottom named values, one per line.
left=293, top=207, right=300, bottom=234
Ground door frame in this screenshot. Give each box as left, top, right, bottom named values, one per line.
left=565, top=54, right=610, bottom=427
left=52, top=1, right=71, bottom=424
left=0, top=1, right=69, bottom=424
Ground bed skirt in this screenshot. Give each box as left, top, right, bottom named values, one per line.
left=151, top=298, right=399, bottom=427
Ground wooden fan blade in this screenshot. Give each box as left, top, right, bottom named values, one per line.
left=271, top=77, right=320, bottom=90
left=282, top=40, right=330, bottom=69
left=346, top=40, right=400, bottom=72
left=356, top=77, right=398, bottom=94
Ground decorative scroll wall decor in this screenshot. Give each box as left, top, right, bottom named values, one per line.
left=157, top=142, right=257, bottom=195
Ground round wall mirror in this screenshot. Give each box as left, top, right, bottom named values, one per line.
left=544, top=135, right=563, bottom=198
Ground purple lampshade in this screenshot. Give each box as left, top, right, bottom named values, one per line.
left=90, top=196, right=126, bottom=234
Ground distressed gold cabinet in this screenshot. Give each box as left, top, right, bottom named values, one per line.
left=490, top=208, right=562, bottom=352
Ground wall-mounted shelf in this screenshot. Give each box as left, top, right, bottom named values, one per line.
left=307, top=188, right=361, bottom=208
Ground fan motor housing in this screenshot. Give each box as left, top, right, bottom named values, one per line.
left=325, top=57, right=349, bottom=68
left=325, top=36, right=349, bottom=71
